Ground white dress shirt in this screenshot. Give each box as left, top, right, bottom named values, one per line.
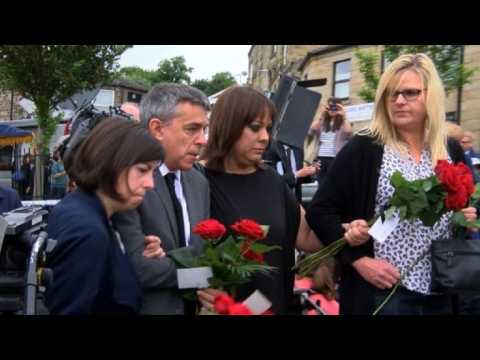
left=159, top=163, right=191, bottom=245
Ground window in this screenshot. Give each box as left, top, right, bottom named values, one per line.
left=127, top=92, right=142, bottom=103
left=333, top=59, right=351, bottom=100
left=94, top=89, right=114, bottom=110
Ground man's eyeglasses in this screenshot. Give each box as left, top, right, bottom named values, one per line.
left=388, top=89, right=424, bottom=102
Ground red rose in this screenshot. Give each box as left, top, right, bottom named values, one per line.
left=240, top=241, right=265, bottom=263
left=227, top=303, right=252, bottom=315
left=435, top=160, right=475, bottom=211
left=243, top=248, right=265, bottom=263
left=457, top=163, right=475, bottom=195
left=213, top=293, right=235, bottom=314
left=193, top=219, right=226, bottom=240
left=445, top=187, right=469, bottom=211
left=262, top=309, right=274, bottom=315
left=231, top=219, right=265, bottom=240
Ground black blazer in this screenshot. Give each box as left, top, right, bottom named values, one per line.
left=306, top=134, right=383, bottom=314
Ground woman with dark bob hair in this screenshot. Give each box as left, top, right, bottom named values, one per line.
left=45, top=118, right=165, bottom=314
left=196, top=86, right=323, bottom=314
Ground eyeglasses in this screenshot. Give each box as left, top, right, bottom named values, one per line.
left=388, top=89, right=424, bottom=102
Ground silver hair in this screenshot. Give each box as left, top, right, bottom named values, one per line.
left=139, top=83, right=210, bottom=127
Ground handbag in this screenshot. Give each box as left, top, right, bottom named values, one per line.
left=431, top=232, right=480, bottom=293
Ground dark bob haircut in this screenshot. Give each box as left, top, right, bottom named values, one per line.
left=70, top=117, right=164, bottom=201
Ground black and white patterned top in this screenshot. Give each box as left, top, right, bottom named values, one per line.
left=374, top=145, right=452, bottom=295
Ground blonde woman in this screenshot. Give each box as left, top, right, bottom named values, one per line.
left=305, top=53, right=477, bottom=315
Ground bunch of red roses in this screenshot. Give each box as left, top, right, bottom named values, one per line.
left=168, top=218, right=280, bottom=297
left=194, top=218, right=268, bottom=263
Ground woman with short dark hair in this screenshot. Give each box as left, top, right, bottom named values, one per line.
left=45, top=117, right=165, bottom=314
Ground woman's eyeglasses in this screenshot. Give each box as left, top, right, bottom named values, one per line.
left=388, top=89, right=424, bottom=102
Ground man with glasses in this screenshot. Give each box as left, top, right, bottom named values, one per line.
left=113, top=83, right=211, bottom=315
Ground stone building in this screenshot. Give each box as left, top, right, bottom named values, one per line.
left=248, top=45, right=480, bottom=148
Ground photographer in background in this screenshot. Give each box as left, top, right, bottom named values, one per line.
left=305, top=97, right=352, bottom=187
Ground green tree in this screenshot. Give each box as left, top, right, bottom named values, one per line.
left=355, top=45, right=476, bottom=102
left=191, top=78, right=212, bottom=95
left=151, top=56, right=193, bottom=84
left=116, top=66, right=154, bottom=88
left=384, top=45, right=476, bottom=94
left=191, top=72, right=237, bottom=96
left=355, top=49, right=381, bottom=102
left=0, top=45, right=129, bottom=155
left=0, top=45, right=129, bottom=197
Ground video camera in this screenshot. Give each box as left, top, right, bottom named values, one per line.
left=59, top=94, right=135, bottom=176
left=0, top=206, right=56, bottom=315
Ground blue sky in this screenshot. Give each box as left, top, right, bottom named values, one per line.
left=119, top=45, right=251, bottom=83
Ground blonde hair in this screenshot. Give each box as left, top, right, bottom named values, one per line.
left=368, top=53, right=448, bottom=166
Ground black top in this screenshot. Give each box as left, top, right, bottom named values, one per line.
left=204, top=166, right=300, bottom=314
left=306, top=134, right=383, bottom=314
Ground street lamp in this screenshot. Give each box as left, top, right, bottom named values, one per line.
left=235, top=71, right=248, bottom=84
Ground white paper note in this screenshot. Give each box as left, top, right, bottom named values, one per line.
left=177, top=267, right=213, bottom=289
left=368, top=213, right=400, bottom=244
left=242, top=290, right=272, bottom=315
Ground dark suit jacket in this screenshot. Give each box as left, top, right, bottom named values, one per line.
left=45, top=190, right=142, bottom=314
left=113, top=167, right=210, bottom=314
left=0, top=186, right=22, bottom=213
left=263, top=140, right=312, bottom=201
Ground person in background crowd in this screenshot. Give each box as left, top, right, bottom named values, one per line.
left=50, top=149, right=68, bottom=199
left=305, top=97, right=352, bottom=187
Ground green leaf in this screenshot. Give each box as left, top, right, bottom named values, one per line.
left=418, top=210, right=439, bottom=227
left=399, top=205, right=407, bottom=219
left=167, top=247, right=197, bottom=268
left=422, top=179, right=432, bottom=192
left=249, top=242, right=281, bottom=254
left=390, top=171, right=408, bottom=188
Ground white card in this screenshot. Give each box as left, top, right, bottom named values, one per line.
left=242, top=290, right=272, bottom=315
left=368, top=213, right=400, bottom=244
left=0, top=216, right=7, bottom=255
left=177, top=267, right=213, bottom=289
